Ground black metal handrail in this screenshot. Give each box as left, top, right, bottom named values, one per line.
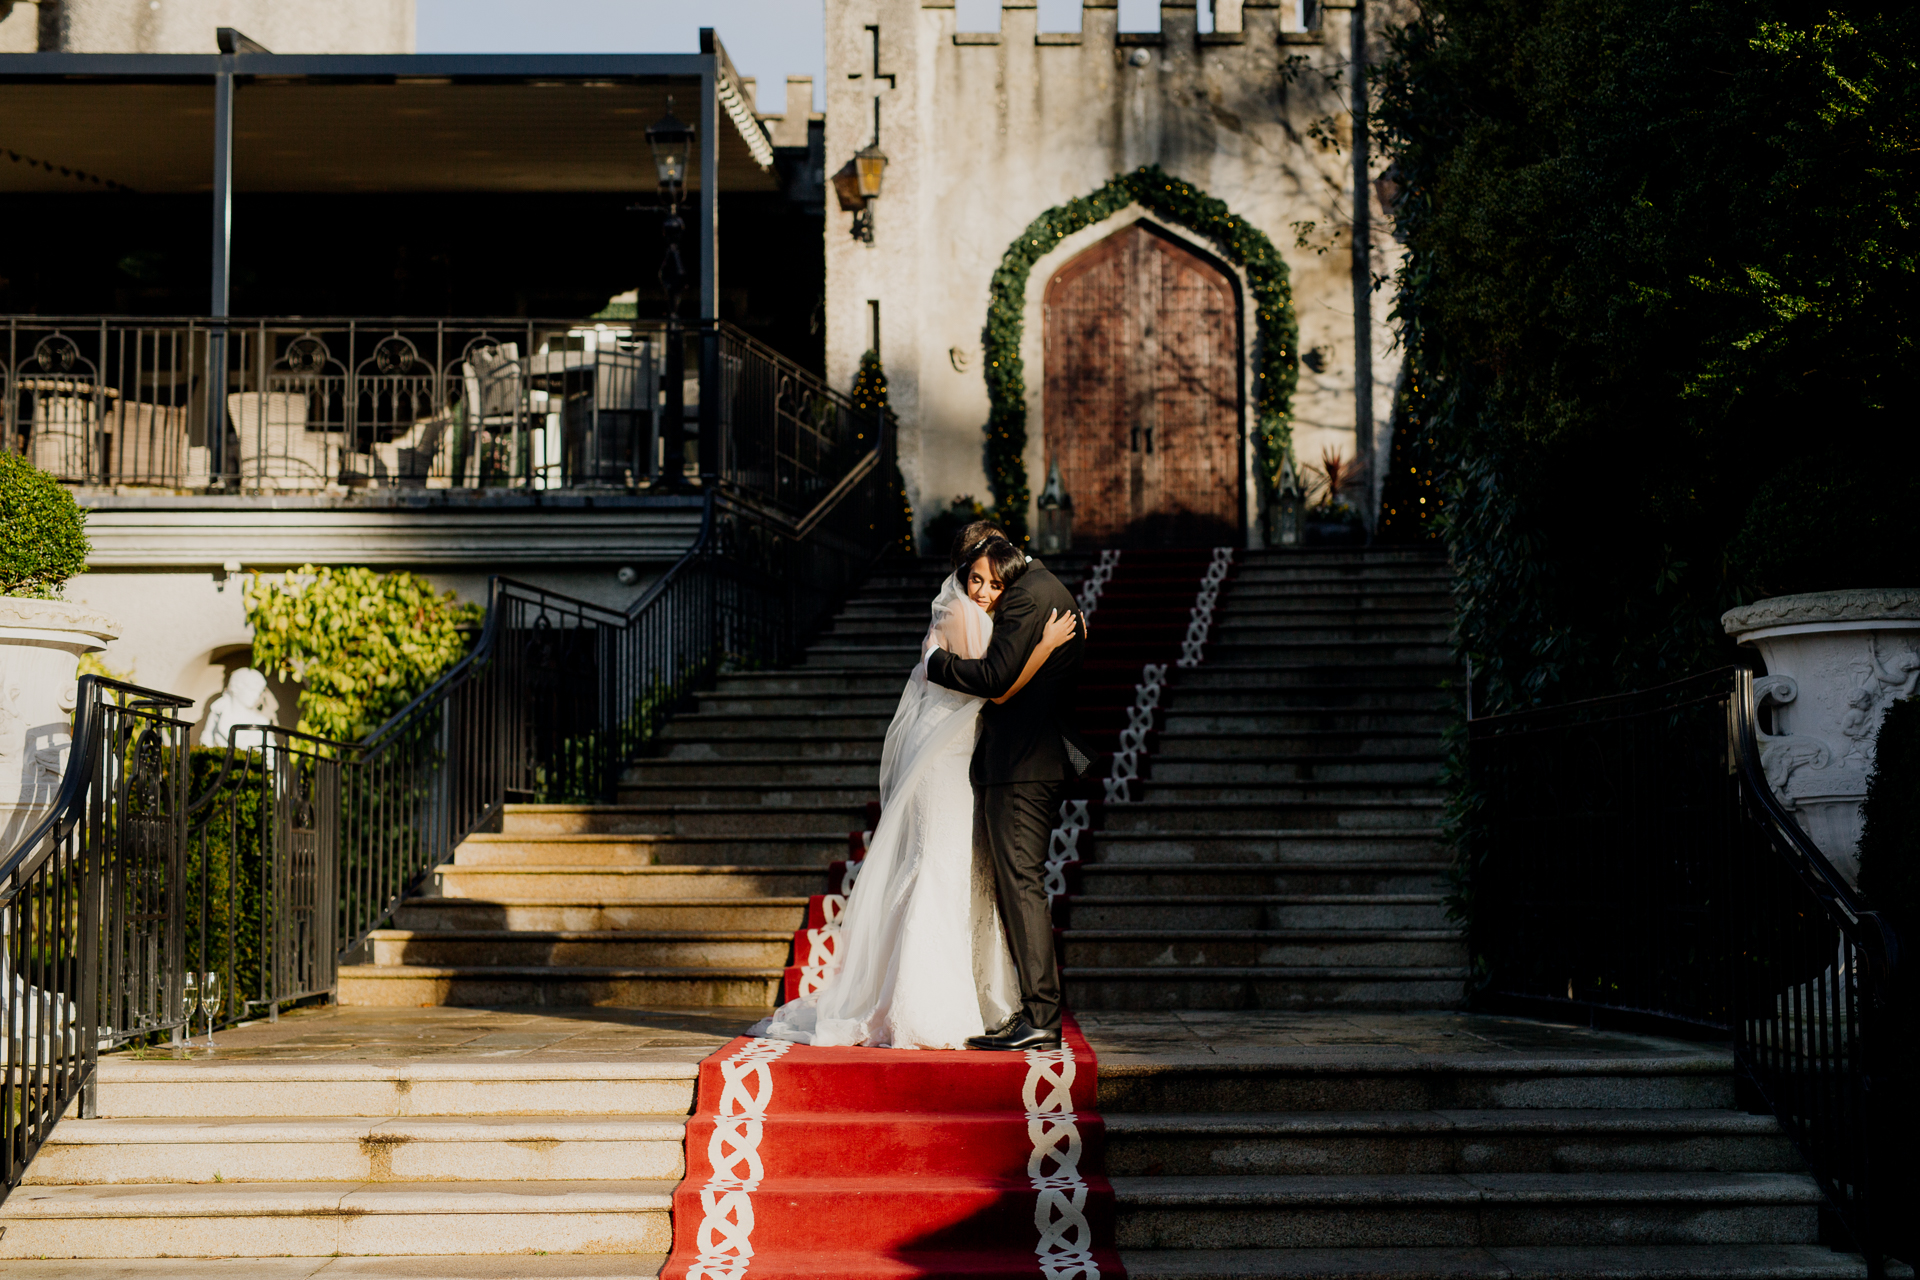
left=2, top=676, right=194, bottom=1191
left=1464, top=667, right=1901, bottom=1272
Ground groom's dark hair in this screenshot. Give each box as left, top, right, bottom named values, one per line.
left=950, top=519, right=1010, bottom=573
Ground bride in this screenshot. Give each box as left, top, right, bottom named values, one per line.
left=752, top=536, right=1080, bottom=1049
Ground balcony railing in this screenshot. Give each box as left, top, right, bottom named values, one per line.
left=2, top=315, right=865, bottom=505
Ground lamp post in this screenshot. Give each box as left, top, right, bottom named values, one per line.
left=832, top=142, right=888, bottom=244
left=647, top=102, right=694, bottom=488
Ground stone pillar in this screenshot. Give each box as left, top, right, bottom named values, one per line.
left=0, top=598, right=120, bottom=852
left=1722, top=588, right=1920, bottom=886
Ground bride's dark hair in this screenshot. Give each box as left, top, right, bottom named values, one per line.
left=962, top=536, right=1027, bottom=595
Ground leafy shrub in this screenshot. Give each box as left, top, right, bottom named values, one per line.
left=0, top=452, right=89, bottom=598
left=245, top=566, right=484, bottom=741
left=1730, top=447, right=1920, bottom=600
left=920, top=495, right=992, bottom=561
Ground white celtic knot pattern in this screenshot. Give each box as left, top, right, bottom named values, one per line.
left=795, top=894, right=846, bottom=997
left=1043, top=798, right=1092, bottom=902
left=1103, top=663, right=1167, bottom=804
left=1076, top=549, right=1121, bottom=620
left=1024, top=1039, right=1100, bottom=1279
left=1177, top=547, right=1234, bottom=668
left=688, top=1037, right=792, bottom=1280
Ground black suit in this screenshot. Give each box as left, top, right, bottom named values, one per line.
left=926, top=560, right=1087, bottom=1032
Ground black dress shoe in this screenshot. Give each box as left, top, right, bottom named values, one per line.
left=966, top=1018, right=1063, bottom=1051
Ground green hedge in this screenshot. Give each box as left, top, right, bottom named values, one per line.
left=0, top=453, right=88, bottom=599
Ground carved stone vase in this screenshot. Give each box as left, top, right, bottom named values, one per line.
left=0, top=597, right=120, bottom=854
left=1721, top=588, right=1920, bottom=886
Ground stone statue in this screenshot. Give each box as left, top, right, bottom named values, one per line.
left=202, top=668, right=278, bottom=750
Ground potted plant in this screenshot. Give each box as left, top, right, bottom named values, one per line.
left=1301, top=447, right=1367, bottom=547
left=0, top=454, right=117, bottom=846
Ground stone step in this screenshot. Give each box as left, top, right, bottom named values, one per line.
left=1101, top=1109, right=1799, bottom=1178
left=0, top=1257, right=672, bottom=1279
left=1146, top=757, right=1445, bottom=785
left=455, top=833, right=841, bottom=867
left=337, top=965, right=781, bottom=1008
left=1130, top=781, right=1448, bottom=804
left=1148, top=732, right=1445, bottom=757
left=1128, top=782, right=1443, bottom=802
left=797, top=647, right=920, bottom=670
left=708, top=669, right=907, bottom=695
left=25, top=1114, right=689, bottom=1185
left=1067, top=966, right=1467, bottom=1010
left=1204, top=641, right=1457, bottom=666
left=651, top=736, right=885, bottom=762
left=617, top=758, right=881, bottom=786
left=1218, top=604, right=1454, bottom=623
left=614, top=782, right=879, bottom=807
left=497, top=803, right=866, bottom=837
left=1073, top=864, right=1450, bottom=896
left=1100, top=799, right=1444, bottom=833
left=368, top=929, right=791, bottom=968
left=1068, top=894, right=1449, bottom=930
left=0, top=1180, right=675, bottom=1259
left=1108, top=1171, right=1822, bottom=1250
left=1212, top=622, right=1454, bottom=645
left=657, top=712, right=895, bottom=739
left=88, top=1060, right=698, bottom=1119
left=1159, top=710, right=1459, bottom=729
left=1062, top=930, right=1466, bottom=968
left=1096, top=1055, right=1736, bottom=1113
left=435, top=864, right=824, bottom=901
left=1164, top=689, right=1459, bottom=714
left=393, top=897, right=807, bottom=932
left=1118, top=1244, right=1896, bottom=1280
left=692, top=691, right=903, bottom=716
left=1085, top=828, right=1443, bottom=863
left=1171, top=664, right=1459, bottom=690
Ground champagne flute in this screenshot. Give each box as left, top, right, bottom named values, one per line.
left=200, top=973, right=223, bottom=1050
left=182, top=972, right=200, bottom=1048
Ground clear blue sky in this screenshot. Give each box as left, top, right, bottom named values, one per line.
left=416, top=1, right=828, bottom=111
left=416, top=1, right=1173, bottom=111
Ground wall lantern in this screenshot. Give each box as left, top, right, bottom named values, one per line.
left=646, top=102, right=694, bottom=203
left=1271, top=453, right=1305, bottom=548
left=1036, top=461, right=1073, bottom=555
left=833, top=142, right=889, bottom=244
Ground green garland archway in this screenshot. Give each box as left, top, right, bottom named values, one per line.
left=981, top=164, right=1299, bottom=538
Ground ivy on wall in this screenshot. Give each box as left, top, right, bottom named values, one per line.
left=981, top=164, right=1299, bottom=540
left=849, top=348, right=915, bottom=555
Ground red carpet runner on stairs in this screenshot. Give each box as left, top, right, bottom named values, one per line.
left=661, top=1015, right=1125, bottom=1279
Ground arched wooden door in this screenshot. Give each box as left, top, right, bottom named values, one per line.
left=1043, top=221, right=1242, bottom=546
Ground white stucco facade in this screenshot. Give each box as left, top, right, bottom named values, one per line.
left=824, top=0, right=1403, bottom=546
left=0, top=0, right=414, bottom=53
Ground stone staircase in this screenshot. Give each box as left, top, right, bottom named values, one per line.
left=1, top=1054, right=686, bottom=1273
left=10, top=545, right=1896, bottom=1279
left=1062, top=547, right=1468, bottom=1010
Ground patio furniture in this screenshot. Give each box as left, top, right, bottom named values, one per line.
left=21, top=378, right=118, bottom=481
left=229, top=391, right=333, bottom=490
left=456, top=343, right=522, bottom=486
left=108, top=401, right=191, bottom=487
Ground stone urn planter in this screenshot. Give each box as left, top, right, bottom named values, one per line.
left=0, top=597, right=119, bottom=851
left=1721, top=588, right=1920, bottom=886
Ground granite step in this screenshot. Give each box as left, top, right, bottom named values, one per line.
left=650, top=736, right=886, bottom=762
left=433, top=864, right=824, bottom=901
left=496, top=803, right=866, bottom=837
left=1067, top=895, right=1451, bottom=930
left=1145, top=757, right=1445, bottom=785
left=25, top=1114, right=690, bottom=1184
left=367, top=929, right=793, bottom=968
left=1109, top=1171, right=1823, bottom=1250
left=1067, top=967, right=1469, bottom=1011
left=391, top=897, right=808, bottom=932
left=1084, top=828, right=1445, bottom=862
left=454, top=833, right=842, bottom=866
left=1062, top=929, right=1466, bottom=968
left=0, top=1256, right=671, bottom=1279
left=1117, top=1244, right=1898, bottom=1280
left=1101, top=1109, right=1800, bottom=1177
left=0, top=1179, right=676, bottom=1259
left=1099, top=800, right=1445, bottom=833
left=336, top=964, right=781, bottom=1008
left=1072, top=864, right=1449, bottom=897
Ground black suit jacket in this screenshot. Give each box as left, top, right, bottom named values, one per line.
left=926, top=561, right=1091, bottom=786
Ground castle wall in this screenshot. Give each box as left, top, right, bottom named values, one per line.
left=824, top=0, right=1403, bottom=545
left=4, top=0, right=414, bottom=53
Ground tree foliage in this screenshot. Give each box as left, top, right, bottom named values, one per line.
left=245, top=566, right=483, bottom=741
left=0, top=453, right=89, bottom=599
left=1378, top=0, right=1920, bottom=711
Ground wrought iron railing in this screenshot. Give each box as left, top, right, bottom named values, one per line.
left=1, top=315, right=874, bottom=499
left=1464, top=668, right=1901, bottom=1271
left=2, top=677, right=194, bottom=1190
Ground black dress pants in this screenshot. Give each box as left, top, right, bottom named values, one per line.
left=975, top=779, right=1064, bottom=1032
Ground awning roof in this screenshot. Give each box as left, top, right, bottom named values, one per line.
left=0, top=53, right=778, bottom=195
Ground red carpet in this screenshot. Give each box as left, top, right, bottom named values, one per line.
left=661, top=1014, right=1125, bottom=1279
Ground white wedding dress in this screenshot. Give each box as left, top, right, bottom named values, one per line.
left=751, top=574, right=1021, bottom=1049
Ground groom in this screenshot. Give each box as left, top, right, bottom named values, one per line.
left=926, top=520, right=1090, bottom=1050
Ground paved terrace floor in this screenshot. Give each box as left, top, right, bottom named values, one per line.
left=112, top=1004, right=1722, bottom=1070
